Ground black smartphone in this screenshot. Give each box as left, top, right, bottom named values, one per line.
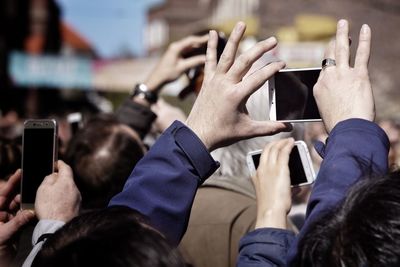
left=247, top=141, right=315, bottom=187
left=67, top=112, right=83, bottom=136
left=21, top=119, right=58, bottom=210
left=269, top=68, right=322, bottom=122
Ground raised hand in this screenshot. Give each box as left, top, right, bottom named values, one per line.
left=314, top=20, right=374, bottom=133
left=186, top=22, right=292, bottom=151
left=145, top=35, right=209, bottom=92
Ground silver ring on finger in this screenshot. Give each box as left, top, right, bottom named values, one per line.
left=322, top=58, right=336, bottom=69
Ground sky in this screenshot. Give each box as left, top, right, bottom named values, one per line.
left=56, top=0, right=164, bottom=58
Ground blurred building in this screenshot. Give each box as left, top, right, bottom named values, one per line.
left=145, top=0, right=400, bottom=118
left=145, top=0, right=260, bottom=54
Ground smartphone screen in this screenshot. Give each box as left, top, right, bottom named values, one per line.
left=274, top=69, right=321, bottom=121
left=21, top=125, right=56, bottom=206
left=251, top=146, right=308, bottom=186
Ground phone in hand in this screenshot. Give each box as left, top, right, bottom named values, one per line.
left=246, top=140, right=315, bottom=187
left=269, top=68, right=322, bottom=122
left=67, top=112, right=83, bottom=136
left=21, top=119, right=58, bottom=210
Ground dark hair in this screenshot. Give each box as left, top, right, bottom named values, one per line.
left=298, top=170, right=400, bottom=267
left=65, top=114, right=144, bottom=209
left=32, top=206, right=187, bottom=267
left=0, top=137, right=21, bottom=180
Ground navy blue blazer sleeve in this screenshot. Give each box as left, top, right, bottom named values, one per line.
left=287, top=119, right=390, bottom=264
left=237, top=228, right=295, bottom=267
left=237, top=119, right=389, bottom=267
left=108, top=121, right=219, bottom=245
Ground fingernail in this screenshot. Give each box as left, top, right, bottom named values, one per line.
left=361, top=24, right=369, bottom=34
left=236, top=21, right=245, bottom=31
left=267, top=36, right=277, bottom=44
left=338, top=19, right=346, bottom=28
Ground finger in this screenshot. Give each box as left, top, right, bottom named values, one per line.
left=57, top=160, right=73, bottom=180
left=228, top=37, right=278, bottom=82
left=354, top=24, right=371, bottom=73
left=240, top=61, right=286, bottom=99
left=216, top=22, right=246, bottom=74
left=41, top=173, right=58, bottom=186
left=179, top=55, right=206, bottom=72
left=203, top=30, right=218, bottom=81
left=0, top=169, right=21, bottom=209
left=0, top=210, right=35, bottom=241
left=269, top=138, right=294, bottom=164
left=324, top=39, right=336, bottom=60
left=171, top=35, right=209, bottom=54
left=258, top=142, right=274, bottom=171
left=9, top=194, right=21, bottom=212
left=277, top=138, right=295, bottom=165
left=0, top=211, right=8, bottom=222
left=249, top=120, right=293, bottom=139
left=335, top=19, right=350, bottom=68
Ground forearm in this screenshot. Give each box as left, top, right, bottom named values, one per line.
left=115, top=99, right=157, bottom=139
left=109, top=121, right=219, bottom=245
left=306, top=119, right=389, bottom=220
left=255, top=208, right=287, bottom=230
left=287, top=119, right=389, bottom=263
left=238, top=228, right=296, bottom=267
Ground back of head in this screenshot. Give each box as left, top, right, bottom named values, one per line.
left=32, top=206, right=187, bottom=267
left=65, top=114, right=145, bottom=209
left=298, top=170, right=400, bottom=267
left=0, top=136, right=21, bottom=180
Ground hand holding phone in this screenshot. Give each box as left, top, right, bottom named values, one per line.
left=249, top=138, right=296, bottom=229
left=35, top=160, right=81, bottom=222
left=0, top=169, right=35, bottom=264
left=21, top=119, right=58, bottom=210
left=247, top=140, right=315, bottom=187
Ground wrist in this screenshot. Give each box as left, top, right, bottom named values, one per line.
left=144, top=78, right=164, bottom=92
left=130, top=84, right=159, bottom=105
left=184, top=118, right=214, bottom=151
left=255, top=207, right=288, bottom=229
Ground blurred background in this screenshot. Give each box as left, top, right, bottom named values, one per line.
left=1, top=0, right=399, bottom=128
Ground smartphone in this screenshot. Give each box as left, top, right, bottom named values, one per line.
left=269, top=67, right=322, bottom=122
left=246, top=141, right=315, bottom=187
left=21, top=119, right=58, bottom=210
left=67, top=112, right=83, bottom=136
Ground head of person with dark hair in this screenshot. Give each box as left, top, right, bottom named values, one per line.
left=298, top=170, right=400, bottom=267
left=32, top=206, right=187, bottom=267
left=0, top=136, right=21, bottom=180
left=65, top=114, right=146, bottom=210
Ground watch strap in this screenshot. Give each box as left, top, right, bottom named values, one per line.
left=130, top=84, right=158, bottom=104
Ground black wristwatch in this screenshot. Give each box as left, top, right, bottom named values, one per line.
left=130, top=83, right=158, bottom=104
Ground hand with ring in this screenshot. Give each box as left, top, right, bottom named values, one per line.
left=313, top=19, right=375, bottom=133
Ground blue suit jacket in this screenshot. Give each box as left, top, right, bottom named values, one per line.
left=109, top=121, right=219, bottom=245
left=238, top=119, right=389, bottom=267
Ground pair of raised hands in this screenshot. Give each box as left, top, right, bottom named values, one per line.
left=0, top=19, right=374, bottom=260
left=149, top=19, right=374, bottom=229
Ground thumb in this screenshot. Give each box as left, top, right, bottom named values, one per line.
left=250, top=121, right=293, bottom=137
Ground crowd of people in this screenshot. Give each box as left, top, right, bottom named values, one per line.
left=0, top=18, right=399, bottom=267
